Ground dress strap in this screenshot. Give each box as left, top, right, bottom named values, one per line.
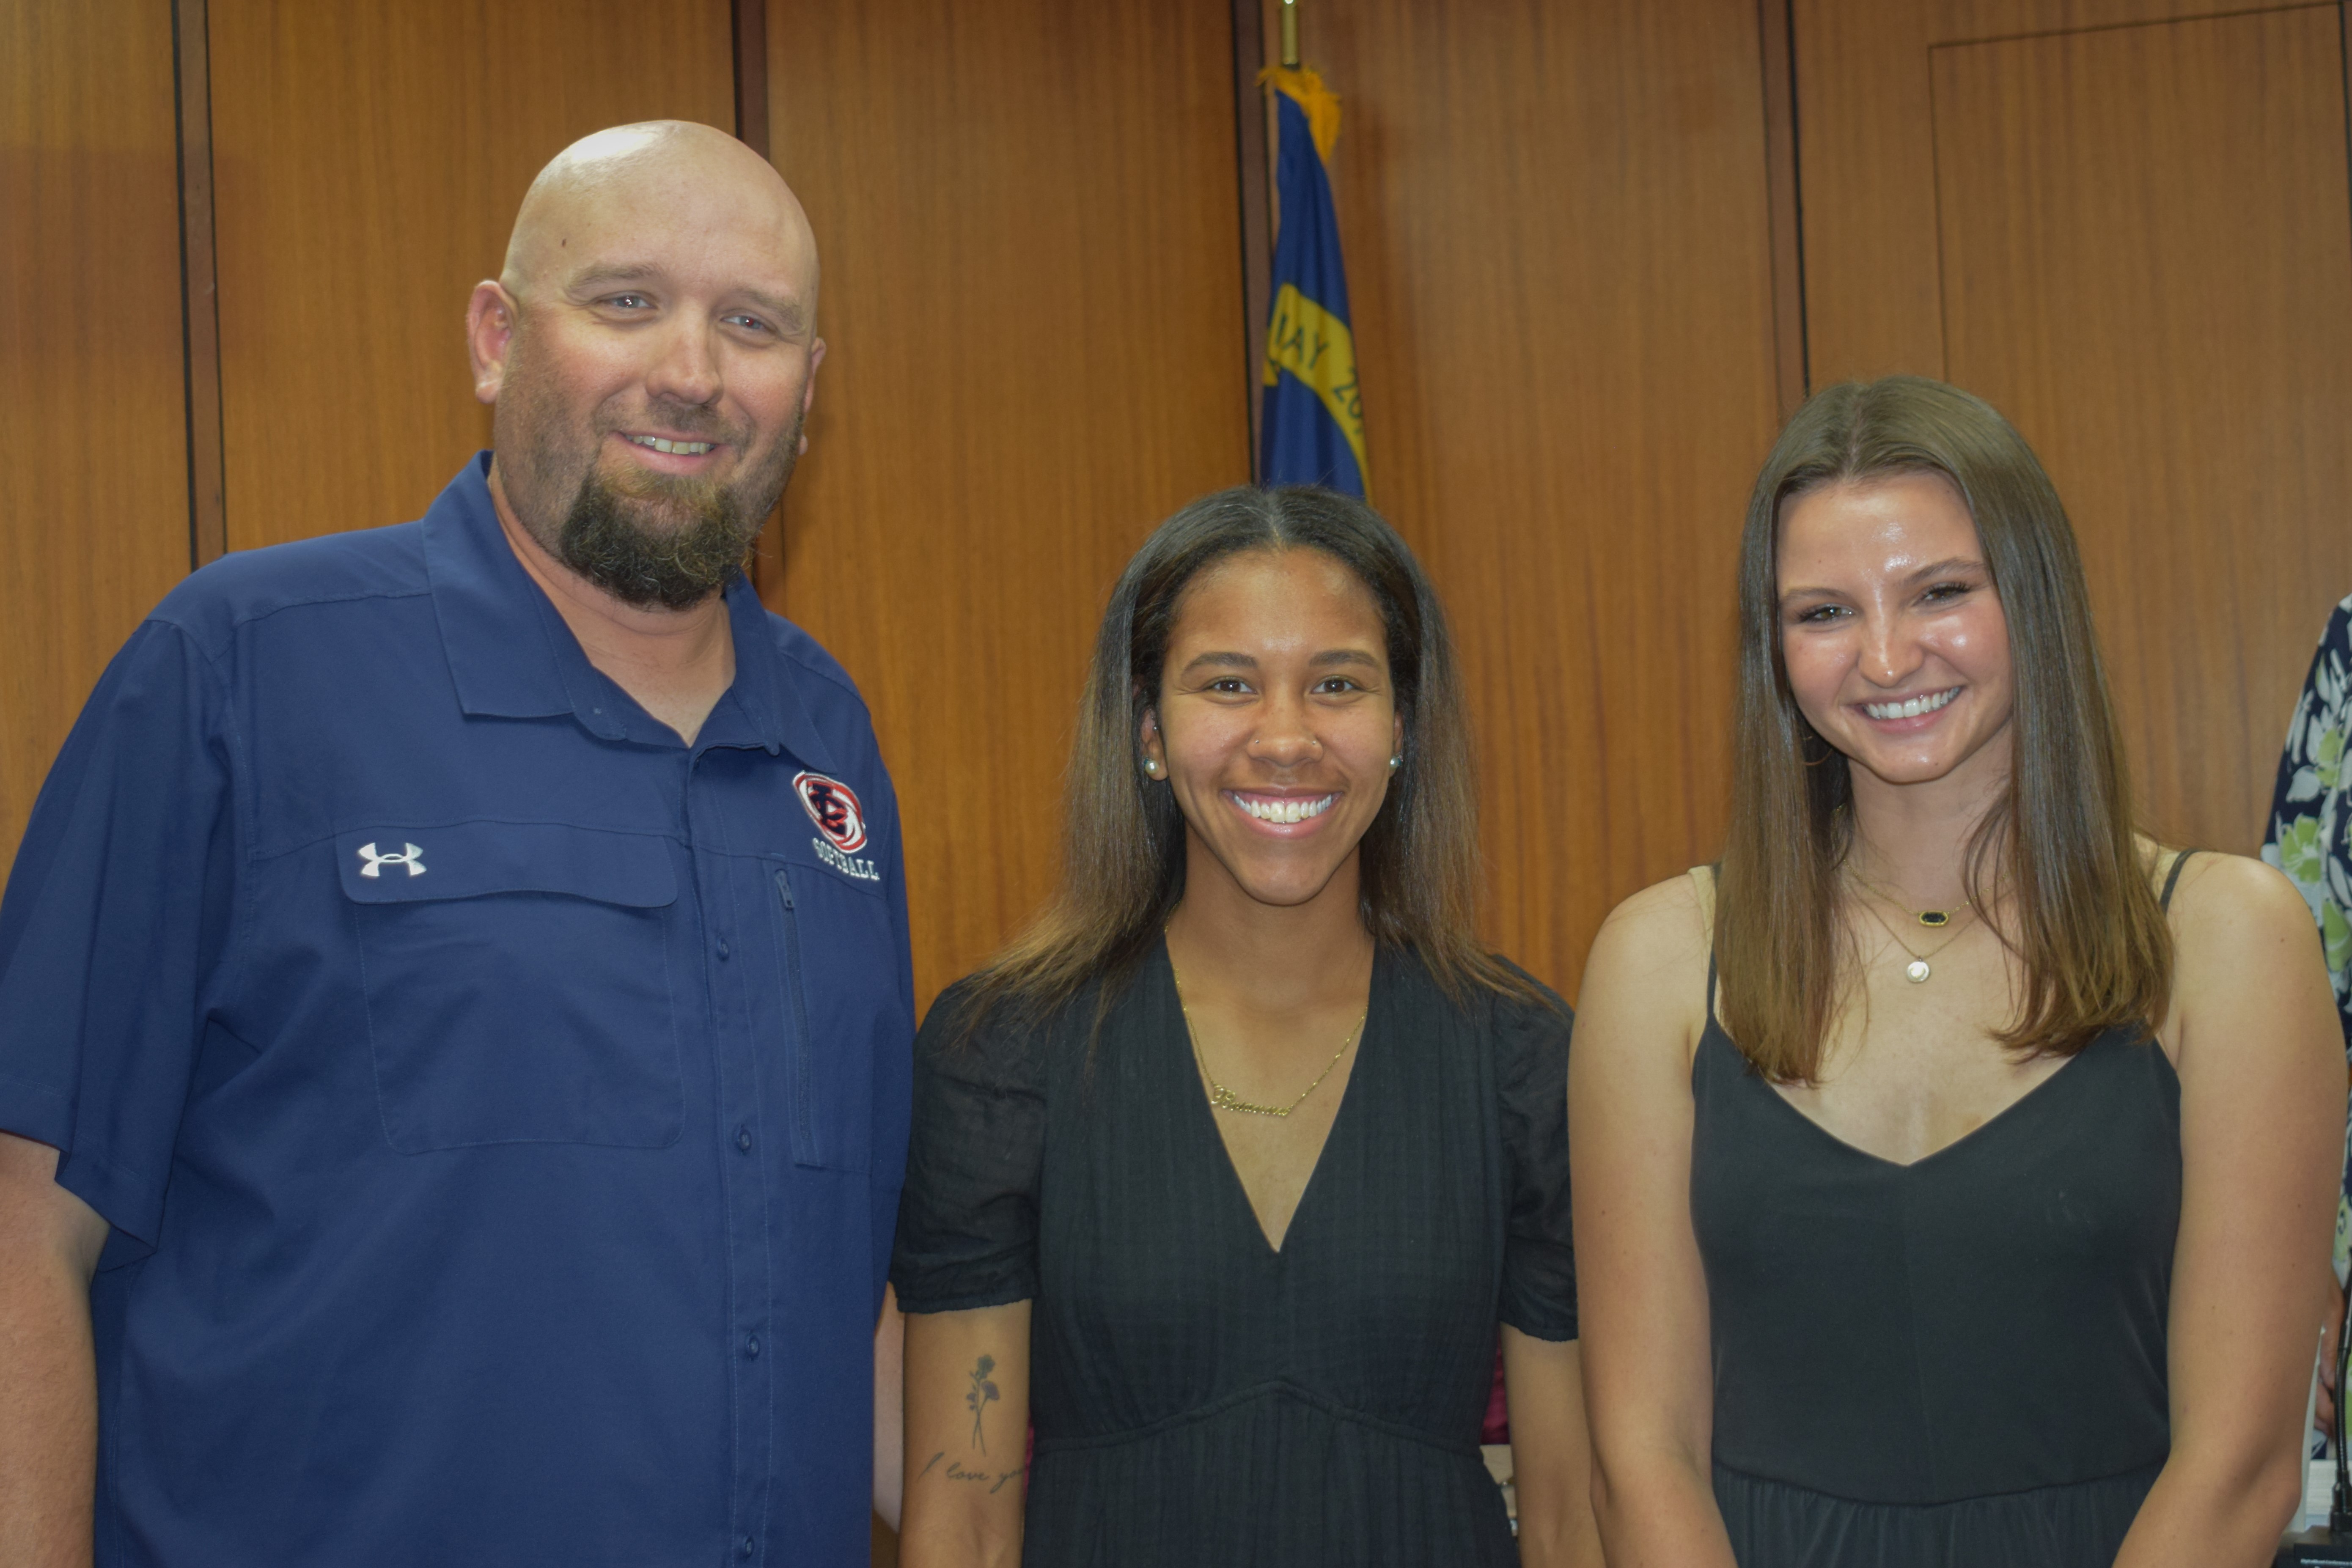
left=2159, top=849, right=2201, bottom=911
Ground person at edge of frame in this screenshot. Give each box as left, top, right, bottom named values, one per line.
left=1573, top=375, right=2342, bottom=1568
left=0, top=121, right=913, bottom=1567
left=890, top=485, right=1602, bottom=1568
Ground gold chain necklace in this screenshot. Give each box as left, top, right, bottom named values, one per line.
left=1848, top=888, right=1975, bottom=984
left=1166, top=953, right=1365, bottom=1118
left=1846, top=868, right=1974, bottom=929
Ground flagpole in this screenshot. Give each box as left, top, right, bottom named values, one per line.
left=1279, top=0, right=1299, bottom=69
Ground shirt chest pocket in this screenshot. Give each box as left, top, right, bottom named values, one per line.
left=339, top=823, right=683, bottom=1153
left=768, top=849, right=906, bottom=1174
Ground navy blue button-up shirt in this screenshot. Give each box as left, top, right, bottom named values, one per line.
left=0, top=456, right=914, bottom=1566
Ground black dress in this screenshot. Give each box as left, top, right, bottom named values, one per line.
left=892, top=941, right=1577, bottom=1568
left=1690, top=865, right=2191, bottom=1565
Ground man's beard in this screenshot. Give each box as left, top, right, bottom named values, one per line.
left=554, top=415, right=801, bottom=610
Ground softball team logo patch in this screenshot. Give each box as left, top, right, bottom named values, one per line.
left=794, top=771, right=869, bottom=854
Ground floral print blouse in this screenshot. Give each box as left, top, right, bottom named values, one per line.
left=2261, top=593, right=2352, bottom=1267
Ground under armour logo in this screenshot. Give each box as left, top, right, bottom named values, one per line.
left=357, top=842, right=426, bottom=879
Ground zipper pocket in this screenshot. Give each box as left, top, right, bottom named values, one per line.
left=774, top=866, right=821, bottom=1166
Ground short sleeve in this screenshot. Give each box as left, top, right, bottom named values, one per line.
left=1494, top=972, right=1577, bottom=1341
left=0, top=620, right=237, bottom=1260
left=890, top=983, right=1050, bottom=1314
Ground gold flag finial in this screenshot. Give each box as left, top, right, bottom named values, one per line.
left=1280, top=0, right=1299, bottom=68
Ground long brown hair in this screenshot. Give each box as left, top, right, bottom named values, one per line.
left=1715, top=376, right=2172, bottom=1082
left=952, top=484, right=1543, bottom=1038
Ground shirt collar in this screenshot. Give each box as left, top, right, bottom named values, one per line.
left=715, top=569, right=835, bottom=769
left=421, top=452, right=835, bottom=767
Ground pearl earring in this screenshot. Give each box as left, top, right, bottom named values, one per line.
left=1144, top=759, right=1162, bottom=776
left=1388, top=755, right=1401, bottom=771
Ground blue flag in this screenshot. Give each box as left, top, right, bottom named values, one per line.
left=1260, top=67, right=1367, bottom=496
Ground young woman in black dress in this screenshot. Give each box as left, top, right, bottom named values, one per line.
left=1572, top=377, right=2344, bottom=1566
left=891, top=487, right=1596, bottom=1567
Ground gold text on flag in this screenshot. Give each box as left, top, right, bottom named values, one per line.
left=1261, top=282, right=1369, bottom=486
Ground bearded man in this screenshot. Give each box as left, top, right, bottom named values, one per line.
left=0, top=122, right=911, bottom=1567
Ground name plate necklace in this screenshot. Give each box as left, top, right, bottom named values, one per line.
left=1167, top=952, right=1365, bottom=1118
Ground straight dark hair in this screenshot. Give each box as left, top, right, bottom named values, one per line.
left=1716, top=376, right=2172, bottom=1082
left=953, top=484, right=1545, bottom=1038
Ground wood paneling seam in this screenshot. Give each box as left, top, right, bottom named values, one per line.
left=173, top=0, right=227, bottom=568
left=733, top=0, right=769, bottom=160
left=1761, top=0, right=1811, bottom=416
left=1230, top=0, right=1274, bottom=474
left=1929, top=1, right=2338, bottom=51
left=735, top=0, right=780, bottom=604
left=2338, top=3, right=2352, bottom=251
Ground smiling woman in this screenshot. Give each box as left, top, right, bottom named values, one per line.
left=1722, top=380, right=2159, bottom=1077
left=1570, top=377, right=2346, bottom=1568
left=951, top=486, right=1514, bottom=1022
left=888, top=486, right=1600, bottom=1568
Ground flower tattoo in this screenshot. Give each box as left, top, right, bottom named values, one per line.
left=965, top=1355, right=1001, bottom=1452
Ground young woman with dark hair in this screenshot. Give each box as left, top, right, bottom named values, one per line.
left=1572, top=376, right=2343, bottom=1567
left=892, top=486, right=1597, bottom=1567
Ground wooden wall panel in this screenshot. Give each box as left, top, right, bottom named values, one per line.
left=0, top=0, right=190, bottom=872
left=206, top=0, right=737, bottom=553
left=766, top=0, right=1253, bottom=1009
left=1797, top=0, right=2352, bottom=853
left=1266, top=0, right=1784, bottom=997
left=1930, top=6, right=2352, bottom=850
left=1795, top=0, right=2294, bottom=381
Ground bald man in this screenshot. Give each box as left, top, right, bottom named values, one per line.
left=0, top=122, right=912, bottom=1566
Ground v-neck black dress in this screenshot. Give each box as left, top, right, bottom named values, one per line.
left=1692, top=975, right=2182, bottom=1564
left=891, top=942, right=1577, bottom=1568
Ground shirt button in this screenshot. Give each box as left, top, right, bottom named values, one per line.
left=736, top=1127, right=753, bottom=1153
left=739, top=1536, right=755, bottom=1557
left=746, top=1335, right=761, bottom=1359
left=716, top=939, right=731, bottom=959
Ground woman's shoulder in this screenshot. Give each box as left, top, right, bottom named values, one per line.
left=1473, top=954, right=1574, bottom=1063
left=1382, top=945, right=1568, bottom=1036
left=1382, top=947, right=1574, bottom=1112
left=1567, top=869, right=1716, bottom=1066
left=2149, top=843, right=2336, bottom=1065
left=2156, top=843, right=2312, bottom=939
left=1605, top=866, right=1717, bottom=938
left=1486, top=952, right=1572, bottom=1017
left=1584, top=869, right=1715, bottom=992
left=2156, top=844, right=2321, bottom=978
left=914, top=971, right=1092, bottom=1086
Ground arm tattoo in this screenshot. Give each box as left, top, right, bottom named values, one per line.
left=964, top=1354, right=1001, bottom=1452
left=919, top=1450, right=1027, bottom=1494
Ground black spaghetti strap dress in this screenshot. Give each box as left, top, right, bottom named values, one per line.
left=891, top=941, right=1577, bottom=1568
left=1690, top=857, right=2194, bottom=1565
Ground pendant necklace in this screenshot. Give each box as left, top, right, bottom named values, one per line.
left=1849, top=888, right=1974, bottom=984
left=1846, top=868, right=1973, bottom=930
left=1167, top=952, right=1365, bottom=1118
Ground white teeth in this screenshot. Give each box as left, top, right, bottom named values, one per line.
left=1236, top=793, right=1336, bottom=824
left=628, top=435, right=713, bottom=455
left=1864, top=688, right=1959, bottom=721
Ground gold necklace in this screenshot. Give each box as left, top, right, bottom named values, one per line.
left=1166, top=954, right=1365, bottom=1118
left=1849, top=890, right=1974, bottom=983
left=1846, top=868, right=1973, bottom=929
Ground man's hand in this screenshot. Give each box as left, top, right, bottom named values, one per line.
left=0, top=1131, right=108, bottom=1568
